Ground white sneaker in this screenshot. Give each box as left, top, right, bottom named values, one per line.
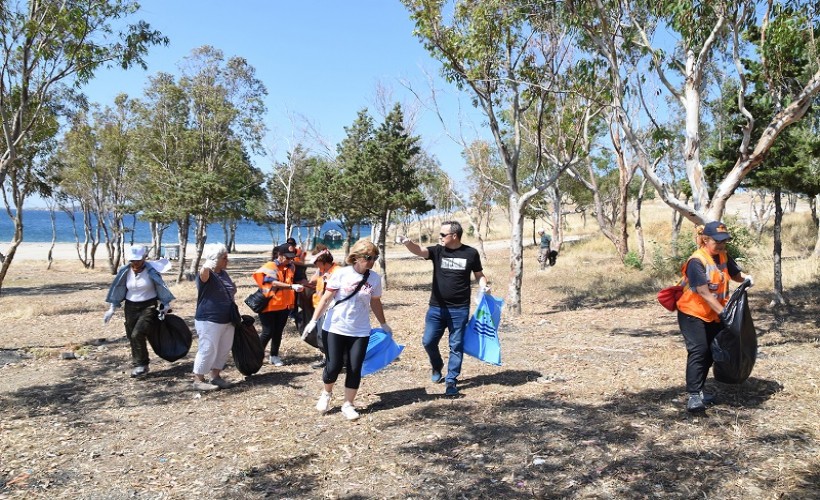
left=316, top=391, right=332, bottom=413
left=269, top=355, right=284, bottom=366
left=341, top=402, right=360, bottom=421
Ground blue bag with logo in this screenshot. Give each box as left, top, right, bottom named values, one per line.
left=362, top=327, right=405, bottom=376
left=463, top=293, right=504, bottom=365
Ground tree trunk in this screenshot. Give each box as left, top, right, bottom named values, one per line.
left=377, top=210, right=389, bottom=288
left=176, top=216, right=191, bottom=284
left=188, top=215, right=208, bottom=276
left=813, top=194, right=820, bottom=257
left=0, top=210, right=24, bottom=296
left=634, top=178, right=647, bottom=262
left=771, top=187, right=787, bottom=306
left=507, top=196, right=525, bottom=315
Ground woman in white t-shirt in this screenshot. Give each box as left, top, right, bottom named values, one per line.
left=303, top=239, right=392, bottom=421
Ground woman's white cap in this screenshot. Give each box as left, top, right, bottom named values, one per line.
left=127, top=245, right=147, bottom=261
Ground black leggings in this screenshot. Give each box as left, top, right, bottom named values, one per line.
left=678, top=310, right=722, bottom=393
left=322, top=331, right=370, bottom=390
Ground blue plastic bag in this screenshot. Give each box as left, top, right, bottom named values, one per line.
left=463, top=293, right=504, bottom=365
left=362, top=328, right=405, bottom=376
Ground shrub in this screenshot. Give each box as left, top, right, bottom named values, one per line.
left=624, top=251, right=643, bottom=270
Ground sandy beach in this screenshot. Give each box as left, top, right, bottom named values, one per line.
left=7, top=242, right=275, bottom=262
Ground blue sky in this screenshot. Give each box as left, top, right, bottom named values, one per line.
left=81, top=0, right=483, bottom=184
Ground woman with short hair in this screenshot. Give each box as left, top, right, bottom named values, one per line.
left=192, top=243, right=237, bottom=391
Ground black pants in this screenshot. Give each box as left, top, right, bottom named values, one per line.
left=124, top=299, right=158, bottom=367
left=322, top=331, right=370, bottom=390
left=678, top=310, right=722, bottom=393
left=258, top=309, right=290, bottom=357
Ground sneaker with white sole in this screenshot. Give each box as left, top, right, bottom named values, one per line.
left=130, top=365, right=149, bottom=378
left=341, top=402, right=360, bottom=421
left=209, top=377, right=233, bottom=389
left=192, top=380, right=219, bottom=391
left=269, top=355, right=284, bottom=366
left=316, top=391, right=332, bottom=413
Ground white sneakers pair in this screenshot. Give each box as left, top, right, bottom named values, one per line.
left=315, top=391, right=360, bottom=421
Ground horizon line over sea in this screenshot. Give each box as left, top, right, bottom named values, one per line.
left=1, top=209, right=370, bottom=246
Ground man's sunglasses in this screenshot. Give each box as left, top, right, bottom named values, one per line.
left=439, top=232, right=454, bottom=238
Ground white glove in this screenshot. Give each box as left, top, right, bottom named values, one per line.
left=380, top=323, right=393, bottom=334
left=103, top=305, right=116, bottom=324
left=745, top=275, right=754, bottom=288
left=158, top=303, right=170, bottom=321
left=202, top=258, right=218, bottom=271
left=396, top=235, right=409, bottom=244
left=291, top=284, right=304, bottom=292
left=302, top=320, right=317, bottom=340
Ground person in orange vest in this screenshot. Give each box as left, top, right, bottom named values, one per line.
left=252, top=244, right=304, bottom=366
left=304, top=245, right=340, bottom=369
left=676, top=221, right=753, bottom=413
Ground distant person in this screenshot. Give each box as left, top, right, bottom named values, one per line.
left=286, top=237, right=311, bottom=332
left=192, top=243, right=237, bottom=391
left=104, top=245, right=175, bottom=378
left=398, top=221, right=488, bottom=396
left=252, top=244, right=304, bottom=366
left=676, top=221, right=753, bottom=413
left=304, top=245, right=340, bottom=369
left=537, top=228, right=551, bottom=271
left=304, top=239, right=391, bottom=421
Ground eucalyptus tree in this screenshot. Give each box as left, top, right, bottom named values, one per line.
left=566, top=0, right=820, bottom=226
left=177, top=46, right=267, bottom=274
left=130, top=72, right=195, bottom=268
left=0, top=102, right=58, bottom=294
left=403, top=0, right=585, bottom=313
left=0, top=0, right=164, bottom=193
left=266, top=144, right=316, bottom=243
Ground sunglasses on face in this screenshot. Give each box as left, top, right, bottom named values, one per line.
left=439, top=232, right=454, bottom=238
left=361, top=254, right=378, bottom=261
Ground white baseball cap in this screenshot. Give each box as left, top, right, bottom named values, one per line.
left=127, top=245, right=147, bottom=261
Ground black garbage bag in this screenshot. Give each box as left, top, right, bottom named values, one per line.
left=232, top=314, right=264, bottom=376
left=147, top=313, right=193, bottom=362
left=712, top=279, right=757, bottom=384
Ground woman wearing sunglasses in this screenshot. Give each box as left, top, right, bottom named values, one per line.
left=304, top=239, right=391, bottom=421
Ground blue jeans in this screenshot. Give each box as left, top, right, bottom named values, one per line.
left=422, top=305, right=470, bottom=385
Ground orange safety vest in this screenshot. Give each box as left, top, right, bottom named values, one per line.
left=252, top=261, right=296, bottom=312
left=312, top=263, right=340, bottom=308
left=676, top=247, right=730, bottom=323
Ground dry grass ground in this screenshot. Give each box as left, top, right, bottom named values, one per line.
left=1, top=199, right=819, bottom=499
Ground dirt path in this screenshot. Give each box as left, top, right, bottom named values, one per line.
left=1, top=248, right=818, bottom=499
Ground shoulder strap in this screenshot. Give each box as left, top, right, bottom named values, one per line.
left=334, top=270, right=370, bottom=306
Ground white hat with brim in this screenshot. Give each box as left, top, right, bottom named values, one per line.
left=127, top=246, right=147, bottom=261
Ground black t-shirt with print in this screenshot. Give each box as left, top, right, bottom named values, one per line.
left=426, top=244, right=483, bottom=307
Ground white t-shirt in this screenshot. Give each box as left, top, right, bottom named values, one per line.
left=125, top=268, right=157, bottom=302
left=322, top=266, right=382, bottom=337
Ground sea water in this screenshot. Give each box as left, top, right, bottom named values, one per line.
left=0, top=209, right=367, bottom=245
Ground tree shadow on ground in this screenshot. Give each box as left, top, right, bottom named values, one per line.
left=546, top=276, right=658, bottom=312
left=2, top=280, right=108, bottom=297
left=219, top=453, right=321, bottom=498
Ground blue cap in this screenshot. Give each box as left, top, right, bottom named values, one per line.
left=703, top=221, right=731, bottom=242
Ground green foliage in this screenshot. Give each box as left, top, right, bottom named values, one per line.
left=623, top=251, right=643, bottom=270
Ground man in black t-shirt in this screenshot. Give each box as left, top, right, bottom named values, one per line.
left=399, top=221, right=488, bottom=396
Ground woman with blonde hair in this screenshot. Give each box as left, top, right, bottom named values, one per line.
left=303, top=239, right=392, bottom=421
left=676, top=221, right=753, bottom=413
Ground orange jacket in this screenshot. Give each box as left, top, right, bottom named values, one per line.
left=312, top=263, right=340, bottom=308
left=252, top=261, right=296, bottom=312
left=676, top=247, right=730, bottom=322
